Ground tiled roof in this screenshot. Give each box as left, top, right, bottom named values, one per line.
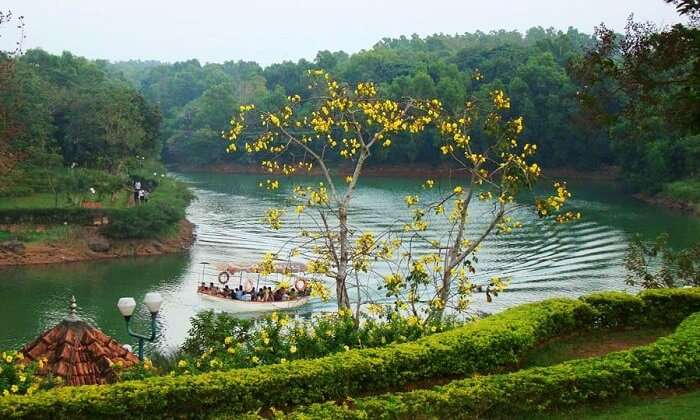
left=22, top=308, right=139, bottom=386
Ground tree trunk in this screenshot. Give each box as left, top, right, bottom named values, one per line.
left=429, top=259, right=454, bottom=323
left=336, top=204, right=351, bottom=310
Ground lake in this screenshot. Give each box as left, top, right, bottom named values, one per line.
left=1, top=171, right=698, bottom=352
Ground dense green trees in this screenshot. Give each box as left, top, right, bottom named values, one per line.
left=107, top=27, right=614, bottom=170
left=570, top=1, right=700, bottom=194
left=4, top=2, right=696, bottom=201
left=0, top=47, right=161, bottom=195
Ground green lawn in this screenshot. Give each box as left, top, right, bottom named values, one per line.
left=0, top=225, right=75, bottom=243
left=518, top=326, right=698, bottom=419
left=527, top=388, right=700, bottom=419
left=0, top=191, right=131, bottom=210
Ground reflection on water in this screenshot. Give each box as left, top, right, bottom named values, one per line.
left=1, top=171, right=699, bottom=352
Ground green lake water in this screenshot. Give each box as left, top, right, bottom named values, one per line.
left=1, top=171, right=698, bottom=352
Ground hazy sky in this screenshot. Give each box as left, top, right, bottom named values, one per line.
left=0, top=0, right=686, bottom=66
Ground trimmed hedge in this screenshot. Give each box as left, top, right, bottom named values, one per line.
left=1, top=289, right=699, bottom=419
left=287, top=301, right=700, bottom=419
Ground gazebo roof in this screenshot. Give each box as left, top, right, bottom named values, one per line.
left=22, top=297, right=139, bottom=386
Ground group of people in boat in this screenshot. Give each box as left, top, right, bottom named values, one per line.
left=197, top=282, right=308, bottom=302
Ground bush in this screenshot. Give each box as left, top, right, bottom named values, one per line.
left=169, top=309, right=458, bottom=375
left=101, top=202, right=184, bottom=239
left=0, top=298, right=590, bottom=418
left=1, top=289, right=698, bottom=419
left=0, top=351, right=57, bottom=397
left=288, top=309, right=700, bottom=419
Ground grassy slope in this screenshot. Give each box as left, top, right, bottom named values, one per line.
left=520, top=327, right=697, bottom=419
left=527, top=389, right=700, bottom=419
left=521, top=326, right=672, bottom=369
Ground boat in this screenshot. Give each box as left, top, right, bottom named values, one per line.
left=199, top=294, right=311, bottom=313
left=197, top=260, right=313, bottom=313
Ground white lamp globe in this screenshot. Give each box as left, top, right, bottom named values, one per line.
left=117, top=297, right=137, bottom=317
left=144, top=292, right=163, bottom=314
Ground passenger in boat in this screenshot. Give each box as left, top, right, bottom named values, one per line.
left=273, top=287, right=286, bottom=301
left=234, top=286, right=244, bottom=300
left=288, top=287, right=297, bottom=300
left=197, top=282, right=206, bottom=293
left=250, top=287, right=257, bottom=301
left=209, top=282, right=216, bottom=295
left=258, top=288, right=265, bottom=301
left=223, top=285, right=230, bottom=297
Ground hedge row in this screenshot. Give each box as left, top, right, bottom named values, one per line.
left=286, top=300, right=700, bottom=419
left=0, top=208, right=106, bottom=225
left=1, top=289, right=699, bottom=419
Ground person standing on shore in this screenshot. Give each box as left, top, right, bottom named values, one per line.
left=133, top=180, right=141, bottom=204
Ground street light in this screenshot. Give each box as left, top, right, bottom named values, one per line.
left=116, top=292, right=163, bottom=360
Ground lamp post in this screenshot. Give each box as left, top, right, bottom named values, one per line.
left=116, top=292, right=163, bottom=360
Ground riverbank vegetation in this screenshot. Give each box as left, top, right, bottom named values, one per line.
left=0, top=27, right=193, bottom=252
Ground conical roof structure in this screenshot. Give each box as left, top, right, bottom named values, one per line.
left=21, top=296, right=139, bottom=386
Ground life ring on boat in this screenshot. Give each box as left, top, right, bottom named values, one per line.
left=218, top=271, right=230, bottom=285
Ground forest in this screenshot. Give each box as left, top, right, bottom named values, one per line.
left=2, top=14, right=698, bottom=201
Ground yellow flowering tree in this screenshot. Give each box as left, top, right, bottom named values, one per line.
left=224, top=69, right=441, bottom=312
left=383, top=86, right=579, bottom=321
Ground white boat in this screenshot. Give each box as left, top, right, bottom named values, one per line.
left=198, top=293, right=311, bottom=313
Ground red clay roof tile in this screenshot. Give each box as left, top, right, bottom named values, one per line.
left=22, top=319, right=139, bottom=387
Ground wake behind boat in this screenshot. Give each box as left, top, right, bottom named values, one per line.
left=196, top=260, right=312, bottom=314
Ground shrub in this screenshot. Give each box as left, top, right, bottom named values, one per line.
left=287, top=310, right=700, bottom=419
left=101, top=202, right=184, bottom=239
left=0, top=298, right=590, bottom=418
left=0, top=351, right=57, bottom=397
left=1, top=289, right=698, bottom=419
left=169, top=309, right=458, bottom=375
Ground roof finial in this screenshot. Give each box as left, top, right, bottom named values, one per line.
left=66, top=295, right=79, bottom=321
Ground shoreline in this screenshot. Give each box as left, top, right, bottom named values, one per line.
left=0, top=219, right=195, bottom=268
left=171, top=162, right=622, bottom=182
left=175, top=162, right=699, bottom=217
left=633, top=193, right=700, bottom=217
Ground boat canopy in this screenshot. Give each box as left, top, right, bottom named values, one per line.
left=215, top=261, right=308, bottom=274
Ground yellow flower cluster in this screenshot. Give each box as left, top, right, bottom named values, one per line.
left=353, top=232, right=375, bottom=272
left=535, top=182, right=577, bottom=222
left=491, top=90, right=511, bottom=109
left=255, top=252, right=276, bottom=276
left=264, top=208, right=284, bottom=230
left=355, top=82, right=377, bottom=97
left=404, top=195, right=419, bottom=207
